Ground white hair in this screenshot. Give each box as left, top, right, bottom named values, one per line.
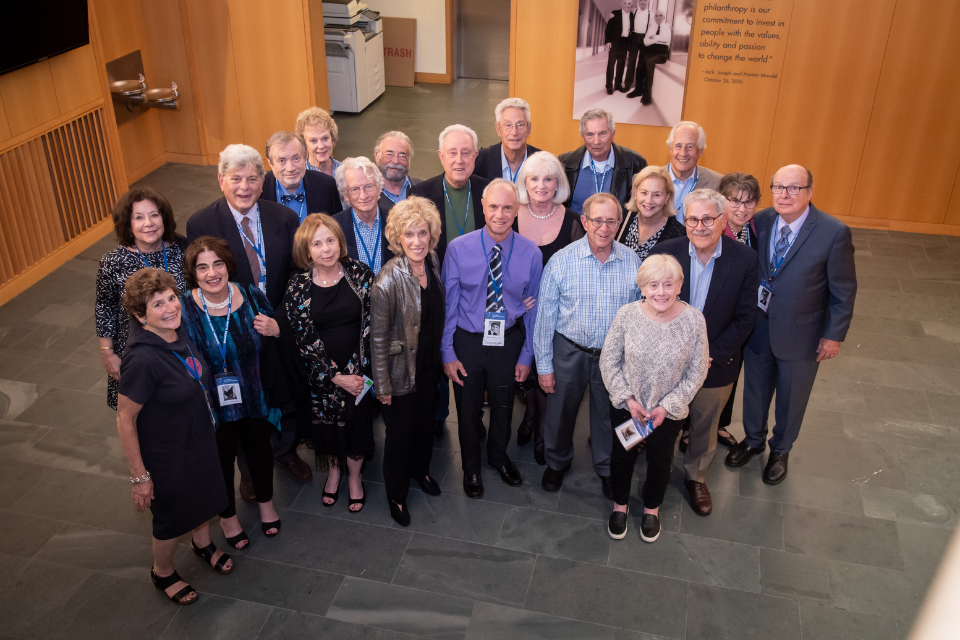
left=335, top=156, right=384, bottom=196
left=516, top=151, right=570, bottom=205
left=482, top=178, right=519, bottom=201
left=438, top=124, right=479, bottom=152
left=666, top=121, right=707, bottom=152
left=218, top=144, right=265, bottom=178
left=579, top=108, right=616, bottom=136
left=374, top=130, right=414, bottom=159
left=494, top=98, right=531, bottom=124
left=682, top=188, right=727, bottom=218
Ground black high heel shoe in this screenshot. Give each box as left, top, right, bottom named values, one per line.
left=414, top=475, right=441, bottom=496
left=191, top=540, right=233, bottom=575
left=389, top=500, right=410, bottom=527
left=261, top=520, right=281, bottom=538
left=348, top=482, right=366, bottom=513
left=322, top=475, right=341, bottom=507
left=220, top=521, right=249, bottom=550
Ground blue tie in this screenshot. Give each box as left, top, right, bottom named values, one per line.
left=486, top=244, right=503, bottom=313
left=772, top=226, right=791, bottom=270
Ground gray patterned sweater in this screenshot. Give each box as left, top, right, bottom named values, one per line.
left=600, top=301, right=709, bottom=420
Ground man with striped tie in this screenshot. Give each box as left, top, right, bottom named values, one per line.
left=441, top=179, right=543, bottom=498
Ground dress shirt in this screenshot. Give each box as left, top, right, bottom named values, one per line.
left=621, top=11, right=634, bottom=37
left=633, top=9, right=650, bottom=34
left=227, top=202, right=265, bottom=269
left=581, top=148, right=615, bottom=174
left=768, top=205, right=810, bottom=264
left=644, top=22, right=672, bottom=47
left=500, top=147, right=528, bottom=183
left=668, top=164, right=699, bottom=226
left=381, top=176, right=412, bottom=204
left=689, top=240, right=722, bottom=312
left=442, top=228, right=543, bottom=367
left=352, top=208, right=383, bottom=274
left=276, top=180, right=307, bottom=222
left=534, top=236, right=641, bottom=374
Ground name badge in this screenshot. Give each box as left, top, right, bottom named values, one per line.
left=758, top=279, right=773, bottom=312
left=215, top=373, right=243, bottom=406
left=483, top=311, right=506, bottom=347
left=258, top=274, right=267, bottom=295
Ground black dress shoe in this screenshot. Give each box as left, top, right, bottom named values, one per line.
left=763, top=452, right=789, bottom=485
left=606, top=86, right=614, bottom=95
left=434, top=420, right=444, bottom=441
left=534, top=449, right=545, bottom=466
left=600, top=475, right=613, bottom=500
left=517, top=426, right=532, bottom=446
left=724, top=440, right=765, bottom=468
left=415, top=475, right=442, bottom=496
left=608, top=507, right=628, bottom=540
left=616, top=85, right=628, bottom=93
left=626, top=89, right=644, bottom=98
left=716, top=428, right=738, bottom=448
left=463, top=473, right=484, bottom=498
left=389, top=500, right=410, bottom=527
left=541, top=466, right=567, bottom=492
left=640, top=95, right=652, bottom=105
left=493, top=460, right=522, bottom=486
left=640, top=513, right=661, bottom=542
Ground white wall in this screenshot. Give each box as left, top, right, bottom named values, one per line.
left=364, top=0, right=447, bottom=75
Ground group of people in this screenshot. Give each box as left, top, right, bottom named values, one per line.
left=605, top=0, right=673, bottom=104
left=94, top=98, right=857, bottom=606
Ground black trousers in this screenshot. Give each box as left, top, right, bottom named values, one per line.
left=216, top=416, right=275, bottom=518
left=609, top=404, right=684, bottom=508
left=382, top=364, right=442, bottom=504
left=605, top=38, right=631, bottom=89
left=451, top=326, right=523, bottom=476
left=626, top=39, right=646, bottom=91
left=519, top=377, right=547, bottom=453
left=642, top=44, right=669, bottom=98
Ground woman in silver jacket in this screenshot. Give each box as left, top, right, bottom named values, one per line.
left=370, top=196, right=445, bottom=526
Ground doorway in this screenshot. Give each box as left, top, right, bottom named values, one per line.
left=457, top=0, right=511, bottom=80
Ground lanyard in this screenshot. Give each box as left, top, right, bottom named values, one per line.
left=443, top=180, right=472, bottom=236
left=352, top=208, right=382, bottom=268
left=199, top=285, right=233, bottom=373
left=480, top=230, right=516, bottom=302
left=505, top=153, right=526, bottom=183
left=172, top=345, right=205, bottom=391
left=136, top=243, right=168, bottom=272
left=235, top=212, right=265, bottom=269
left=769, top=225, right=800, bottom=280
left=673, top=165, right=699, bottom=212
left=589, top=155, right=609, bottom=194
left=276, top=182, right=306, bottom=222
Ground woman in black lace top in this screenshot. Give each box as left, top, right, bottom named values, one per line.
left=615, top=165, right=686, bottom=262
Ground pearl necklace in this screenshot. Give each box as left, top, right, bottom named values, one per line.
left=314, top=265, right=343, bottom=286
left=527, top=203, right=558, bottom=220
left=200, top=286, right=231, bottom=310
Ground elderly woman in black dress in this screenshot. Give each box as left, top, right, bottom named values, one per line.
left=285, top=213, right=375, bottom=513
left=370, top=196, right=445, bottom=526
left=615, top=165, right=686, bottom=261
left=97, top=188, right=187, bottom=409
left=116, top=269, right=231, bottom=606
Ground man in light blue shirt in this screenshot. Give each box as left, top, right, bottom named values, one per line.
left=534, top=192, right=641, bottom=497
left=665, top=121, right=722, bottom=225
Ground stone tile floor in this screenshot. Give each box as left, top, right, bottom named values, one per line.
left=2, top=80, right=960, bottom=638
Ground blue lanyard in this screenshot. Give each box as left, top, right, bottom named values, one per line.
left=443, top=180, right=472, bottom=236
left=352, top=208, right=382, bottom=268
left=480, top=230, right=516, bottom=302
left=199, top=285, right=233, bottom=372
left=589, top=155, right=609, bottom=194
left=172, top=345, right=205, bottom=391
left=769, top=225, right=800, bottom=280
left=136, top=244, right=168, bottom=272
left=235, top=212, right=265, bottom=268
left=673, top=165, right=699, bottom=212
left=276, top=182, right=306, bottom=222
left=505, top=153, right=526, bottom=183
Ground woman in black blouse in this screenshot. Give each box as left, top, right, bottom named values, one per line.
left=96, top=188, right=187, bottom=409
left=371, top=196, right=446, bottom=526
left=285, top=214, right=375, bottom=513
left=615, top=165, right=686, bottom=262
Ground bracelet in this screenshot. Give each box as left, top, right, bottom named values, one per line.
left=130, top=471, right=151, bottom=484
left=100, top=346, right=114, bottom=351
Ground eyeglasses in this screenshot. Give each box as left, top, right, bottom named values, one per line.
left=727, top=198, right=757, bottom=209
left=500, top=122, right=528, bottom=133
left=770, top=185, right=811, bottom=195
left=382, top=151, right=409, bottom=161
left=347, top=184, right=378, bottom=197
left=685, top=214, right=722, bottom=228
left=584, top=216, right=619, bottom=229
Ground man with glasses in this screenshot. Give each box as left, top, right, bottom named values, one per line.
left=664, top=122, right=722, bottom=225
left=374, top=131, right=423, bottom=204
left=725, top=165, right=856, bottom=484
left=262, top=131, right=343, bottom=224
left=534, top=192, right=642, bottom=497
left=474, top=98, right=541, bottom=183
left=332, top=157, right=395, bottom=275
left=560, top=109, right=646, bottom=216
left=650, top=189, right=758, bottom=515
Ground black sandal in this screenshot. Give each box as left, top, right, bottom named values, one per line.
left=322, top=476, right=341, bottom=507
left=191, top=540, right=233, bottom=575
left=150, top=568, right=197, bottom=606
left=261, top=520, right=281, bottom=538
left=348, top=482, right=366, bottom=513
left=220, top=522, right=249, bottom=550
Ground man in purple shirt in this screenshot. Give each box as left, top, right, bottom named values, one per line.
left=442, top=179, right=543, bottom=498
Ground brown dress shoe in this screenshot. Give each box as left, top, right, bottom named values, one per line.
left=239, top=475, right=256, bottom=503
left=279, top=456, right=313, bottom=484
left=684, top=480, right=713, bottom=515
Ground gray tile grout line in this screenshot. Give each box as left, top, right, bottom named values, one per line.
left=388, top=531, right=416, bottom=585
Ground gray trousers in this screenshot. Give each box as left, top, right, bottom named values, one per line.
left=683, top=383, right=733, bottom=483
left=542, top=332, right=612, bottom=476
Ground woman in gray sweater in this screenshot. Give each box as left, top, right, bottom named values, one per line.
left=600, top=254, right=709, bottom=543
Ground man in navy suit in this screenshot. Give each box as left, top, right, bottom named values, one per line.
left=725, top=165, right=857, bottom=484
left=604, top=0, right=637, bottom=94
left=332, top=156, right=395, bottom=275
left=474, top=98, right=541, bottom=183
left=651, top=189, right=759, bottom=514
left=261, top=131, right=342, bottom=222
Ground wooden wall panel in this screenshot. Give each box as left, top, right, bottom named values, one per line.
left=117, top=110, right=166, bottom=179
left=305, top=0, right=331, bottom=111
left=94, top=0, right=149, bottom=65
left=850, top=0, right=960, bottom=224
left=945, top=167, right=960, bottom=227
left=0, top=63, right=62, bottom=137
left=47, top=45, right=103, bottom=114
left=0, top=95, right=11, bottom=143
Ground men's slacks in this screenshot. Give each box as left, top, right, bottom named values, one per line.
left=683, top=383, right=733, bottom=483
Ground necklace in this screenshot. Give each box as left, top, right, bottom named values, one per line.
left=200, top=287, right=231, bottom=310
left=411, top=266, right=426, bottom=277
left=314, top=265, right=343, bottom=285
left=527, top=203, right=558, bottom=220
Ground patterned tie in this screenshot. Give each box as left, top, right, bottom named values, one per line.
left=771, top=225, right=791, bottom=271
left=240, top=215, right=263, bottom=284
left=280, top=193, right=305, bottom=205
left=486, top=244, right=503, bottom=313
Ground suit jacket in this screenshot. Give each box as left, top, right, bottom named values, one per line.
left=262, top=170, right=342, bottom=218
left=474, top=142, right=542, bottom=182
left=693, top=165, right=723, bottom=192
left=650, top=236, right=760, bottom=388
left=410, top=173, right=490, bottom=265
left=604, top=9, right=633, bottom=45
left=748, top=203, right=857, bottom=361
left=332, top=194, right=396, bottom=269
left=558, top=143, right=647, bottom=212
left=186, top=198, right=299, bottom=309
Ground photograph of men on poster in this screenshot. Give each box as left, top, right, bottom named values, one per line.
left=574, top=0, right=694, bottom=127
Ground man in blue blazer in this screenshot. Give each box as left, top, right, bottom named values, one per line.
left=651, top=189, right=759, bottom=515
left=725, top=165, right=857, bottom=484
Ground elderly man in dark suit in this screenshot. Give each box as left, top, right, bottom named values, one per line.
left=604, top=0, right=637, bottom=94
left=725, top=164, right=857, bottom=484
left=261, top=131, right=342, bottom=222
left=474, top=98, right=541, bottom=183
left=559, top=108, right=646, bottom=215
left=650, top=189, right=759, bottom=514
left=332, top=156, right=395, bottom=275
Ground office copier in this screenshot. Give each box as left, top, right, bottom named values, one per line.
left=324, top=1, right=385, bottom=113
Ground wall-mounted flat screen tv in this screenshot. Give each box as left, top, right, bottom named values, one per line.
left=0, top=1, right=90, bottom=76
